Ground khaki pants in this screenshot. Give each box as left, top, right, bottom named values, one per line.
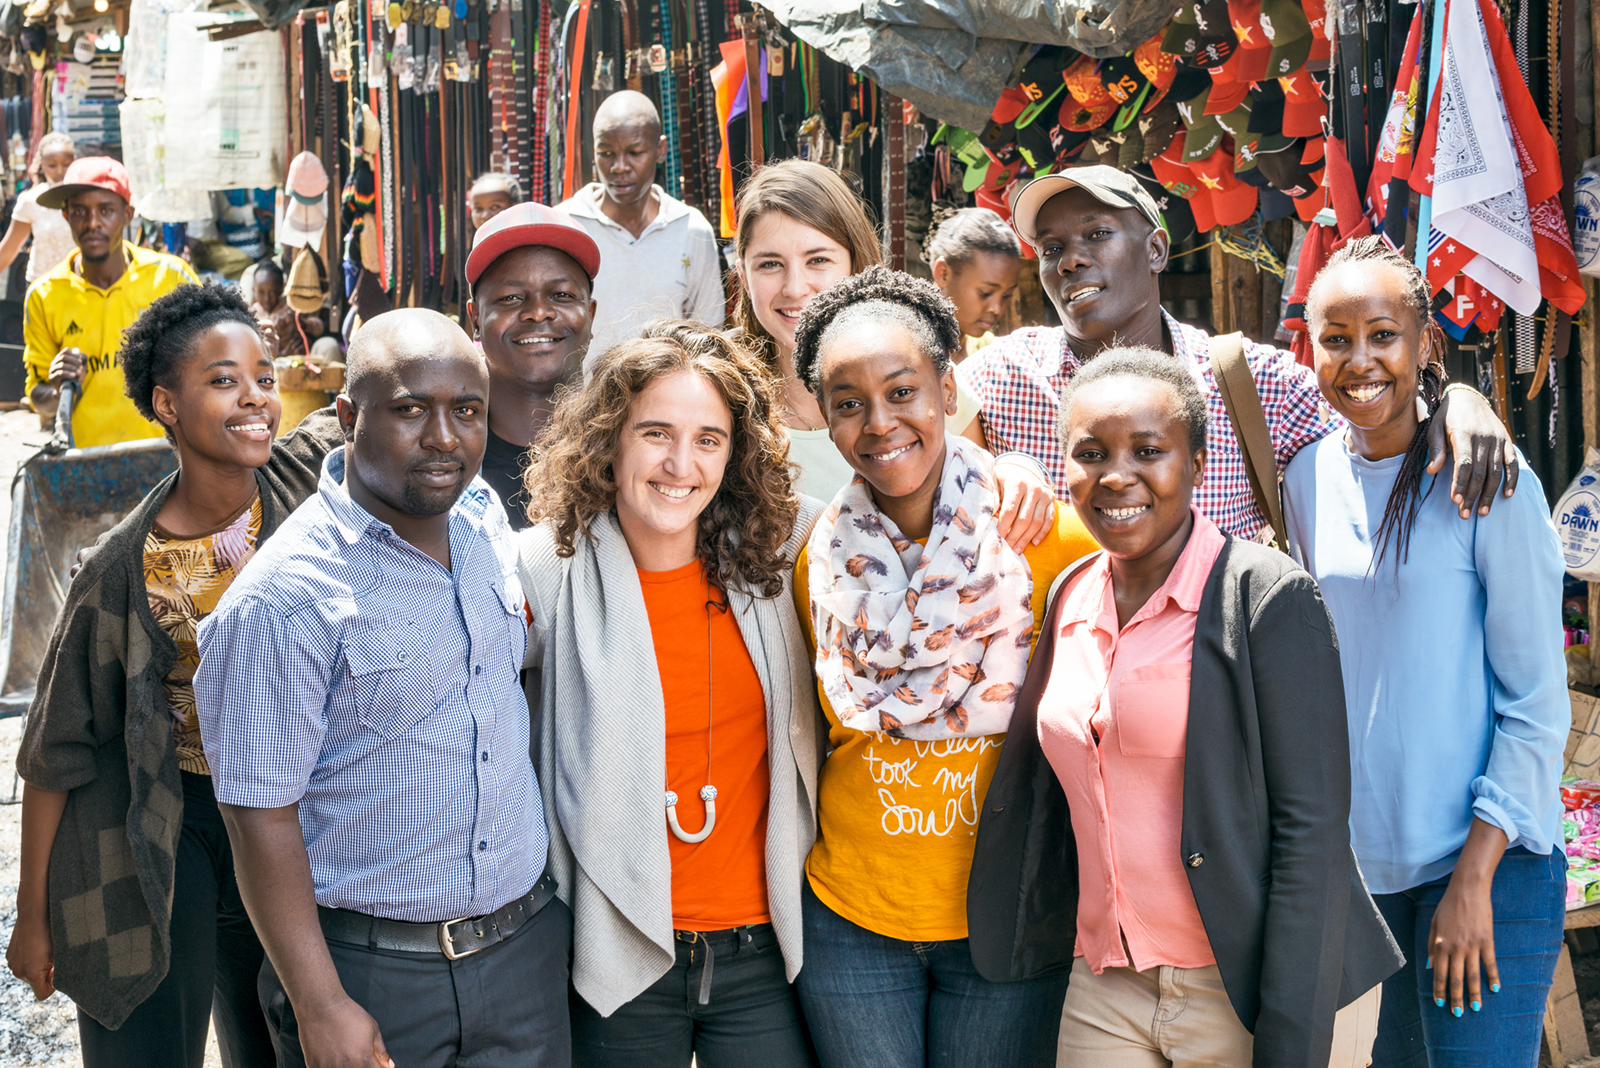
left=1056, top=956, right=1382, bottom=1068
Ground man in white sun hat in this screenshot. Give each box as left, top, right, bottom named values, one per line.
left=954, top=165, right=1519, bottom=541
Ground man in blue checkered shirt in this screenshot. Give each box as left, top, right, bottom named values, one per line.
left=195, top=309, right=570, bottom=1068
left=959, top=168, right=1518, bottom=543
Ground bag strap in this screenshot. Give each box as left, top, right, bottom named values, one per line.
left=1208, top=332, right=1287, bottom=552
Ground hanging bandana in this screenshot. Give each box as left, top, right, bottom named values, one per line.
left=807, top=436, right=1034, bottom=742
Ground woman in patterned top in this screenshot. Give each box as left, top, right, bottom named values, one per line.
left=789, top=266, right=1099, bottom=1068
left=7, top=284, right=297, bottom=1068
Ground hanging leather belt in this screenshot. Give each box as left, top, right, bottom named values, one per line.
left=318, top=871, right=558, bottom=960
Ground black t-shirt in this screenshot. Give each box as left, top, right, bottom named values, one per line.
left=481, top=428, right=533, bottom=530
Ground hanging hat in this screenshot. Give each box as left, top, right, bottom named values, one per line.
left=466, top=202, right=602, bottom=286
left=1247, top=80, right=1286, bottom=133
left=1138, top=100, right=1184, bottom=163
left=1189, top=0, right=1239, bottom=66
left=1151, top=129, right=1221, bottom=231
left=1134, top=34, right=1178, bottom=110
left=1176, top=87, right=1226, bottom=162
left=1098, top=55, right=1150, bottom=109
left=1217, top=0, right=1272, bottom=82
left=359, top=102, right=381, bottom=158
left=279, top=151, right=330, bottom=248
left=1015, top=45, right=1075, bottom=107
left=1214, top=97, right=1253, bottom=138
left=1188, top=141, right=1260, bottom=225
left=1301, top=0, right=1332, bottom=64
left=1064, top=55, right=1111, bottom=106
left=1258, top=0, right=1314, bottom=77
left=1059, top=93, right=1117, bottom=132
left=978, top=86, right=1031, bottom=168
left=1279, top=69, right=1326, bottom=137
left=286, top=246, right=328, bottom=313
left=1256, top=133, right=1328, bottom=220
left=1161, top=1, right=1205, bottom=63
left=1132, top=165, right=1198, bottom=244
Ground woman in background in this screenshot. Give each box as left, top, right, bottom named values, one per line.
left=925, top=206, right=1021, bottom=360
left=0, top=131, right=77, bottom=284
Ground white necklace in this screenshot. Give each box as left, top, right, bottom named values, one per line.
left=665, top=588, right=721, bottom=843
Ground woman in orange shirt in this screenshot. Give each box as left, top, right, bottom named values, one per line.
left=516, top=321, right=823, bottom=1068
left=789, top=266, right=1099, bottom=1067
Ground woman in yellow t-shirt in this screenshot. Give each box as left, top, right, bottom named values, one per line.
left=790, top=266, right=1096, bottom=1068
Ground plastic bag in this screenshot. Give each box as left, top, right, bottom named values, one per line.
left=1555, top=448, right=1600, bottom=581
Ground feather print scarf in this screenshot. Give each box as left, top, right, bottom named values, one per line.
left=807, top=435, right=1034, bottom=741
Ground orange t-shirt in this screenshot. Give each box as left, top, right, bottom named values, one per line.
left=638, top=561, right=772, bottom=931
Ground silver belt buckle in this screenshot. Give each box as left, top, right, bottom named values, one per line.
left=438, top=915, right=483, bottom=960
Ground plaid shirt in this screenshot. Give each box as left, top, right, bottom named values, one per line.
left=957, top=312, right=1338, bottom=541
left=197, top=450, right=546, bottom=923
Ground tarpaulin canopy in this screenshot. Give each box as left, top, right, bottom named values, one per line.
left=760, top=0, right=1027, bottom=131
left=862, top=0, right=1180, bottom=58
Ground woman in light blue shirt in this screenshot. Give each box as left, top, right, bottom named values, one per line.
left=1283, top=237, right=1568, bottom=1068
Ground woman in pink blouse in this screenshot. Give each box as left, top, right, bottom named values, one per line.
left=965, top=348, right=1400, bottom=1068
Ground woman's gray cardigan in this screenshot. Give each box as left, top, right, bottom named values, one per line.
left=518, top=501, right=825, bottom=1017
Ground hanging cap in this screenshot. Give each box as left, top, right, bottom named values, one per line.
left=287, top=151, right=330, bottom=199
left=37, top=156, right=131, bottom=209
left=1279, top=69, right=1327, bottom=137
left=1008, top=164, right=1167, bottom=247
left=1258, top=0, right=1313, bottom=77
left=466, top=202, right=601, bottom=287
left=286, top=246, right=327, bottom=313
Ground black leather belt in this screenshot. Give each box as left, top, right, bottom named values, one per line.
left=673, top=924, right=766, bottom=1005
left=318, top=871, right=558, bottom=960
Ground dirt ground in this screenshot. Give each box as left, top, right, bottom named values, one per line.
left=0, top=408, right=222, bottom=1066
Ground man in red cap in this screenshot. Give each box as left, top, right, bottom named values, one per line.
left=265, top=203, right=598, bottom=531
left=464, top=202, right=599, bottom=526
left=958, top=168, right=1520, bottom=538
left=25, top=156, right=199, bottom=447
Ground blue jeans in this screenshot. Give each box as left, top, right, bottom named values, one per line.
left=795, top=881, right=1068, bottom=1068
left=1370, top=846, right=1566, bottom=1068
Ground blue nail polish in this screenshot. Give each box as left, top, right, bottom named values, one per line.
left=1492, top=983, right=1501, bottom=993
left=1453, top=1006, right=1463, bottom=1018
left=1471, top=1001, right=1481, bottom=1012
left=1436, top=998, right=1445, bottom=1008
left=1426, top=957, right=1432, bottom=969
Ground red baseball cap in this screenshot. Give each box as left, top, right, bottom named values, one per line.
left=466, top=202, right=601, bottom=287
left=37, top=156, right=132, bottom=210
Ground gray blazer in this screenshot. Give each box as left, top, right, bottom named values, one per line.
left=518, top=502, right=824, bottom=1017
left=967, top=537, right=1403, bottom=1068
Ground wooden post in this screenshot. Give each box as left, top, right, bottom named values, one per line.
left=1229, top=252, right=1262, bottom=345
left=1210, top=239, right=1231, bottom=335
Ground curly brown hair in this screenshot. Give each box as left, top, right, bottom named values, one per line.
left=524, top=320, right=800, bottom=598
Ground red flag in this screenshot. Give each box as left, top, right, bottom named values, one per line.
left=1367, top=3, right=1423, bottom=215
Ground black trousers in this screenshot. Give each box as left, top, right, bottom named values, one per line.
left=77, top=771, right=276, bottom=1068
left=570, top=922, right=817, bottom=1068
left=261, top=894, right=573, bottom=1068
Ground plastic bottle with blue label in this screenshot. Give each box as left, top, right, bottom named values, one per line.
left=1556, top=448, right=1600, bottom=580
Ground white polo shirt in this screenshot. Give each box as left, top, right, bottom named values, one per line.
left=558, top=183, right=725, bottom=367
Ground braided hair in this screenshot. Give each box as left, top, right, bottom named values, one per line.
left=922, top=206, right=1021, bottom=269
left=121, top=283, right=264, bottom=432
left=792, top=264, right=963, bottom=396
left=1305, top=235, right=1447, bottom=567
